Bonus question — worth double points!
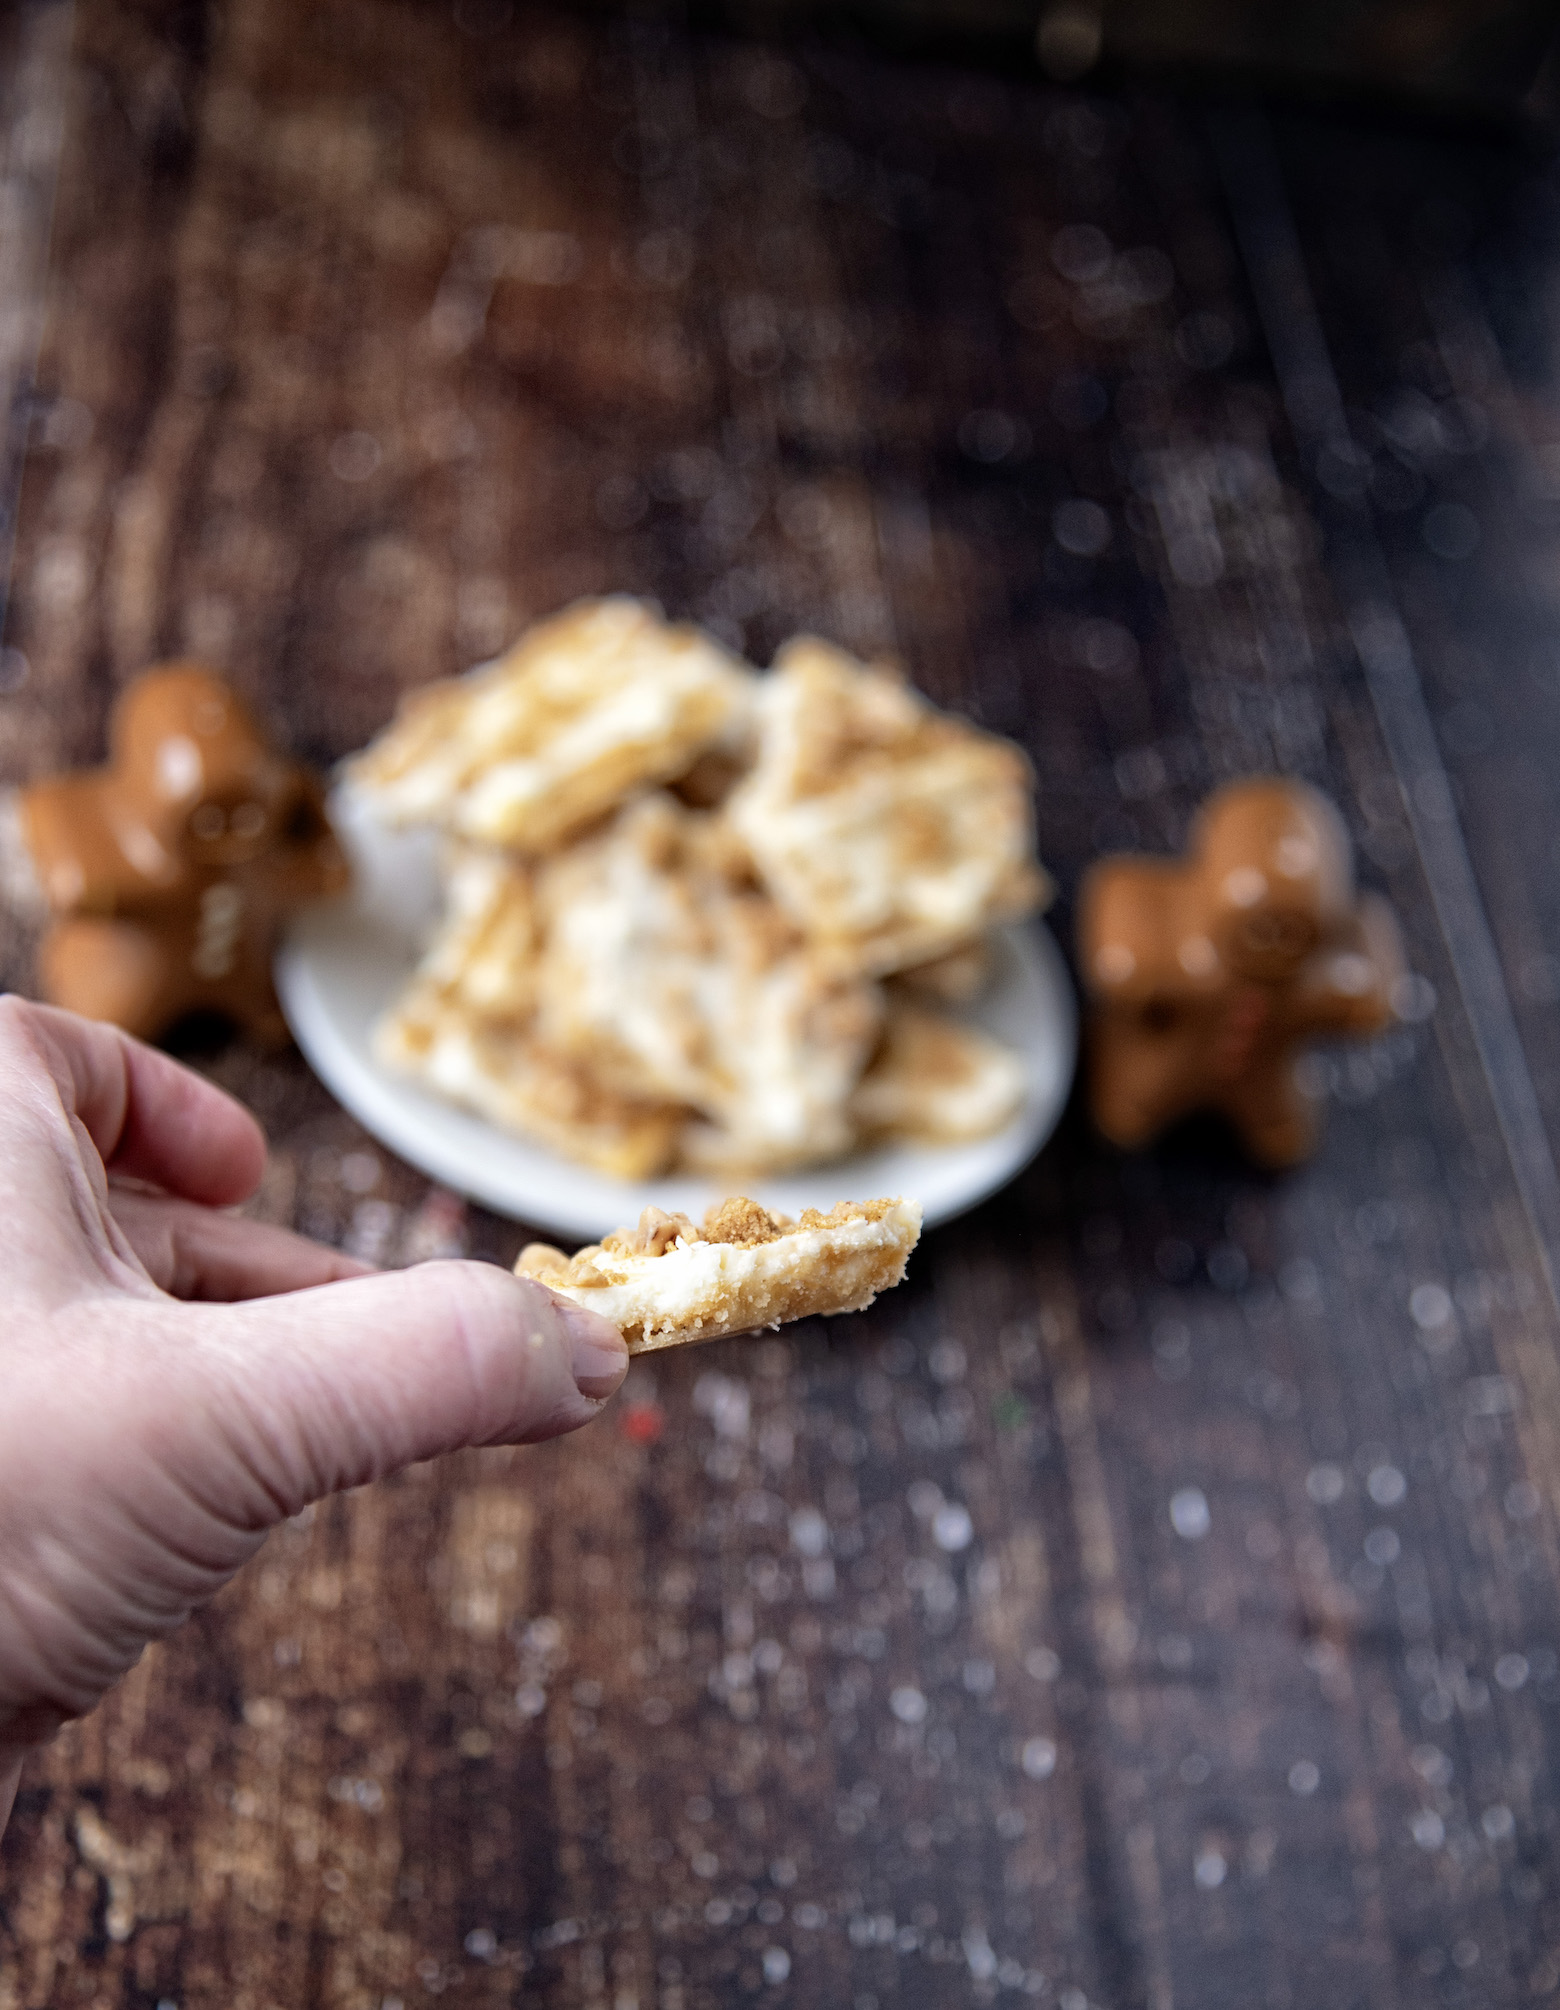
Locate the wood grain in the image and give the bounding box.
[4,4,1560,2005]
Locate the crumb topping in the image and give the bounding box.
[604,1205,699,1257]
[515,1195,907,1291]
[798,1198,896,1229]
[597,1197,797,1255]
[701,1196,792,1246]
[517,1241,569,1279]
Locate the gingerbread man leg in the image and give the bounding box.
[39,919,183,1042]
[224,949,292,1048]
[1224,1056,1321,1169]
[1089,1008,1211,1150]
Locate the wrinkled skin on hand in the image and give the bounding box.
[0,997,628,1839]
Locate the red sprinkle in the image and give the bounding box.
[620,1403,665,1445]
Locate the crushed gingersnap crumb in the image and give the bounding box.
[607,1206,700,1257]
[516,1241,570,1279]
[700,1196,792,1247]
[798,1198,896,1230]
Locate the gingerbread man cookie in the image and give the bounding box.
[1078,778,1403,1165]
[20,664,348,1044]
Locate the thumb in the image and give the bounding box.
[189,1260,628,1521]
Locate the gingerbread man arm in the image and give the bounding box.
[1078,858,1222,1006]
[1292,893,1403,1038]
[262,780,351,905]
[20,776,183,918]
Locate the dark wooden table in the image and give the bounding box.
[5,3,1560,2004]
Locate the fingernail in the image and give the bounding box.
[559,1303,629,1400]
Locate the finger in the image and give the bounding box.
[107,1190,372,1301]
[187,1263,629,1518]
[0,997,265,1205]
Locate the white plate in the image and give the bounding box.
[274,792,1077,1242]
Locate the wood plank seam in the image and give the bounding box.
[0,0,72,651]
[1213,106,1560,1339]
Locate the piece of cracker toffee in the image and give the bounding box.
[370,843,685,1178]
[375,987,682,1180]
[404,848,542,1021]
[727,638,1050,977]
[518,1196,922,1351]
[851,1000,1028,1144]
[536,794,881,1171]
[348,596,755,851]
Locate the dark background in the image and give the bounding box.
[3,1,1560,2004]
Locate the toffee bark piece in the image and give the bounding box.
[727,638,1049,977]
[518,1195,922,1351]
[374,980,683,1180]
[890,936,995,1005]
[1078,777,1403,1166]
[20,664,347,1044]
[403,848,542,1023]
[347,596,756,851]
[370,843,686,1177]
[851,1000,1027,1143]
[535,792,881,1171]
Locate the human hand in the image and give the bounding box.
[0,997,628,1839]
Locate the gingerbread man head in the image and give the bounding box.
[109,666,319,879]
[1197,779,1354,984]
